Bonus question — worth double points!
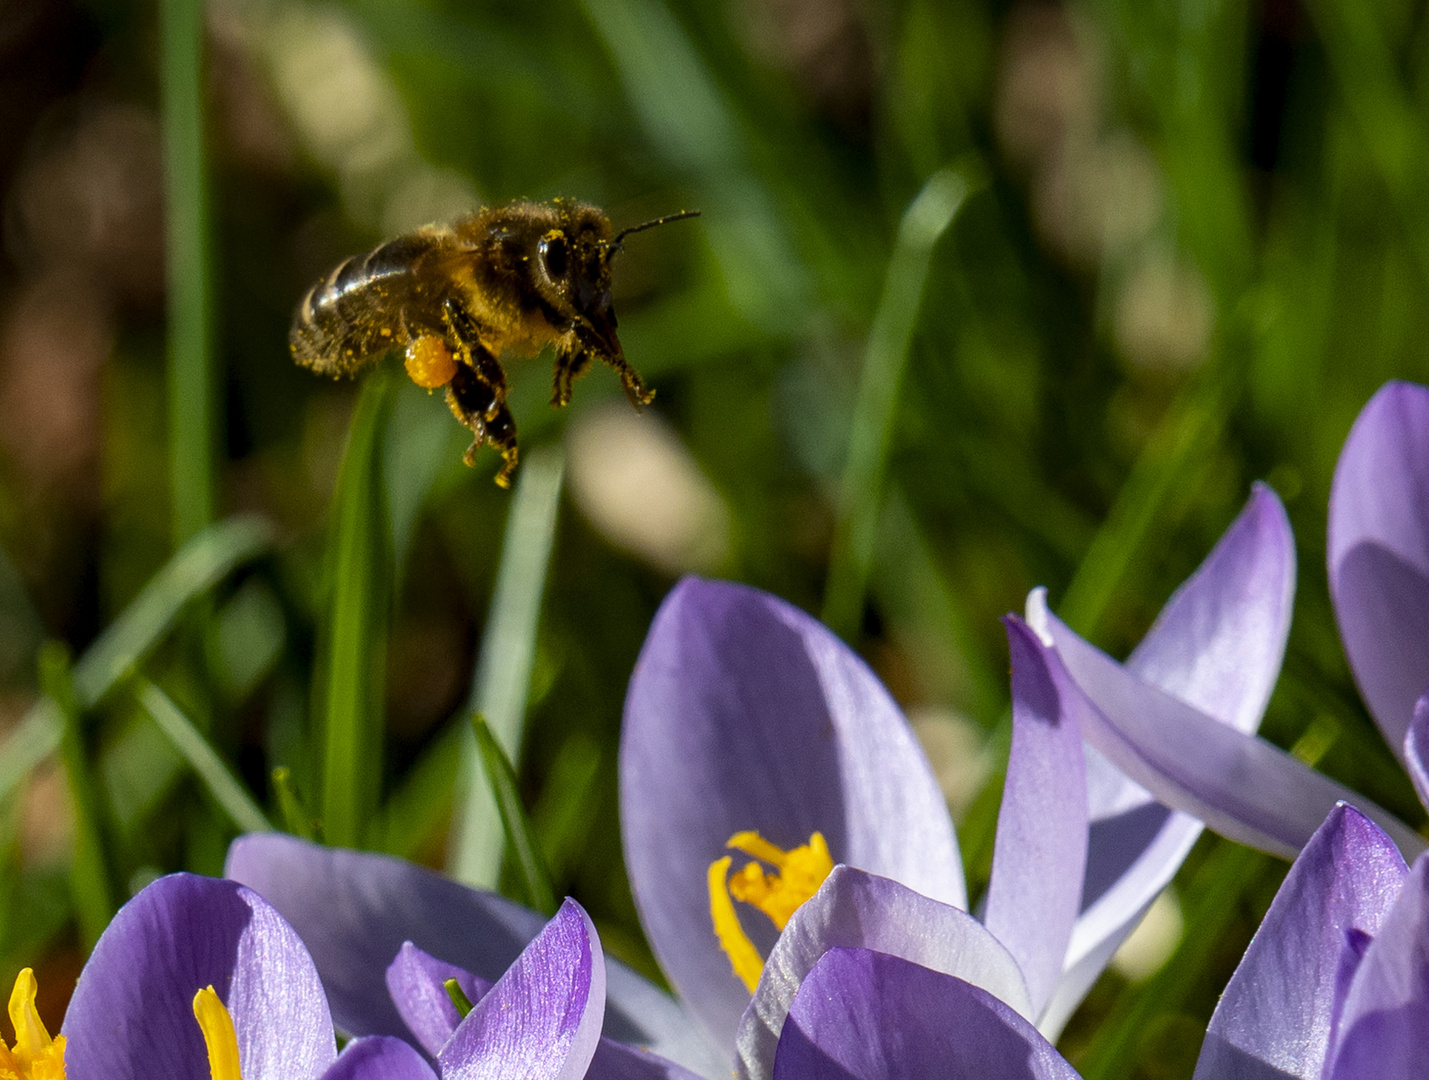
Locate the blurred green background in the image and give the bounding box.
[1,0,1427,1073]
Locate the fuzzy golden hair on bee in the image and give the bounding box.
[289,200,700,487]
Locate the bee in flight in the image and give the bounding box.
[290,200,700,486]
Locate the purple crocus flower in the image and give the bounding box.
[1329,380,1429,797]
[1193,802,1429,1080]
[54,872,415,1080]
[1018,393,1427,865]
[53,871,610,1080]
[225,835,722,1080]
[770,947,1083,1080]
[616,529,1294,1076]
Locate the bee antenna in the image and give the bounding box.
[611,209,702,247]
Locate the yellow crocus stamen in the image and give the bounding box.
[2,968,66,1080]
[708,856,766,993]
[193,987,246,1080]
[725,831,833,930]
[707,831,835,993]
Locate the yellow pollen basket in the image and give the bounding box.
[707,831,833,993]
[193,987,246,1080]
[0,968,66,1080]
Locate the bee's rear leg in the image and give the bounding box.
[447,359,520,485]
[483,405,519,488]
[551,344,593,407]
[443,299,509,403]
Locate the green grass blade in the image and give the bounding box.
[449,445,563,886]
[1056,352,1239,639]
[470,713,556,916]
[319,373,394,848]
[822,165,975,638]
[40,642,115,950]
[0,516,270,807]
[371,717,462,858]
[72,516,274,709]
[0,703,63,808]
[271,767,317,841]
[161,0,213,545]
[135,678,271,834]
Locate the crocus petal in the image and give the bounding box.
[1039,489,1299,1034]
[62,873,335,1080]
[621,578,964,1047]
[437,899,604,1080]
[1405,695,1429,813]
[1329,381,1429,760]
[1192,805,1407,1080]
[324,1037,438,1080]
[586,1039,712,1080]
[1040,800,1201,1040]
[984,617,1088,1020]
[1027,596,1425,860]
[735,866,1030,1080]
[772,948,1080,1080]
[386,942,493,1056]
[388,941,704,1080]
[1127,483,1295,733]
[224,834,721,1079]
[1326,850,1429,1080]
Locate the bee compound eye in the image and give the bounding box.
[539,232,569,280]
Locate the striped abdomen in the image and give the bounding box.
[289,228,461,378]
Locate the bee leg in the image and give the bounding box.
[600,353,656,409]
[447,359,520,485]
[484,404,519,488]
[442,299,509,403]
[550,344,593,407]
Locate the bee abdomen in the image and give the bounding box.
[289,231,453,378]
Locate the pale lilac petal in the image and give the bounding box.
[1030,491,1294,1032]
[586,1040,711,1080]
[62,873,335,1080]
[1041,805,1201,1039]
[1326,851,1429,1080]
[1405,695,1429,813]
[984,618,1088,1020]
[772,948,1080,1080]
[224,835,718,1076]
[323,1037,438,1080]
[621,578,964,1047]
[437,900,604,1080]
[1329,381,1429,758]
[1193,805,1407,1080]
[1128,483,1295,731]
[386,942,493,1056]
[1028,598,1425,860]
[735,866,1029,1080]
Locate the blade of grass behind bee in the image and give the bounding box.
[448,445,564,886]
[470,713,556,916]
[0,517,272,808]
[271,767,316,841]
[72,516,274,709]
[135,678,271,834]
[319,373,394,848]
[40,642,115,951]
[1055,344,1240,640]
[161,0,214,545]
[822,165,975,639]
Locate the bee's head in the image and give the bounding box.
[531,204,700,361]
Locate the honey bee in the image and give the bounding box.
[290,200,700,486]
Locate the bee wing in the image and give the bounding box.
[290,227,470,378]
